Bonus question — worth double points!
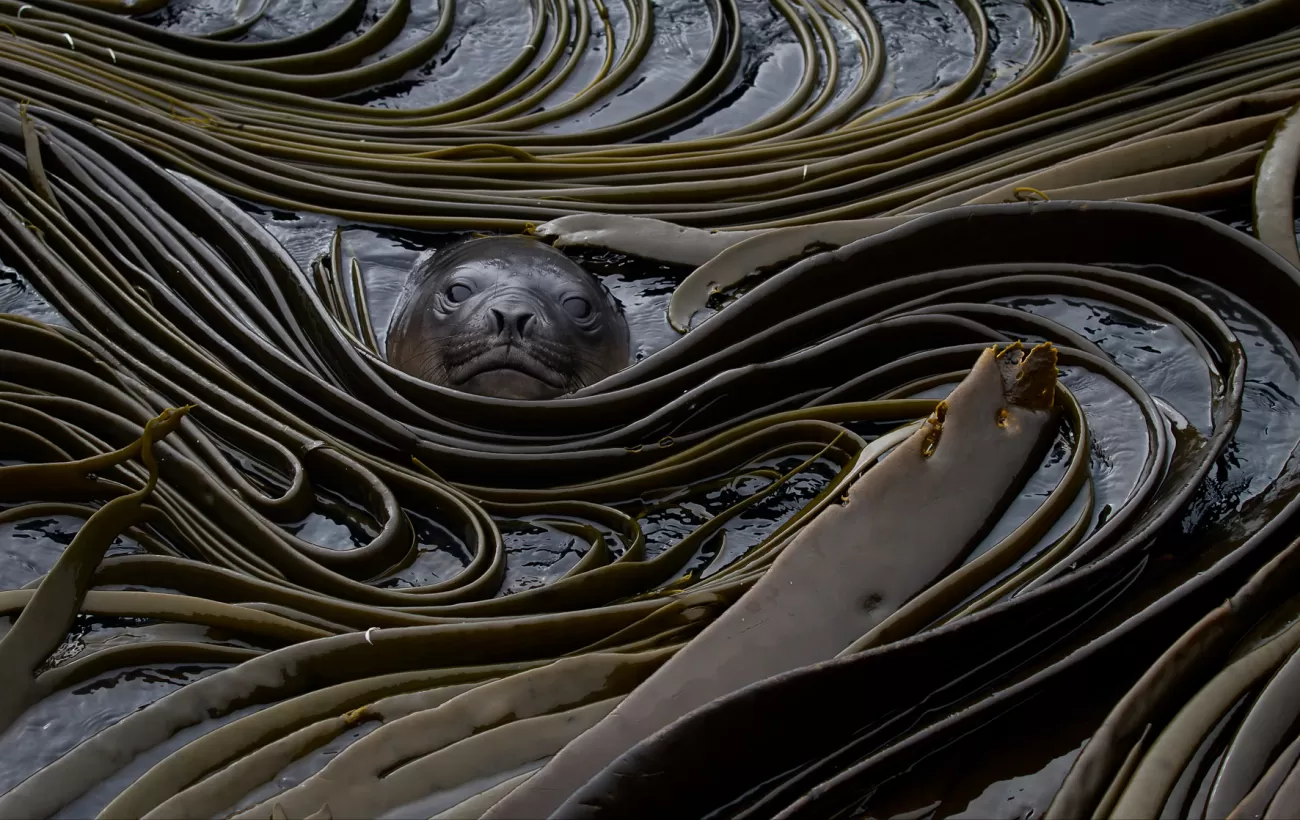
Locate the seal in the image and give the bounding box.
[385,236,630,400]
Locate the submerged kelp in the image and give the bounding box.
[4,0,1300,817]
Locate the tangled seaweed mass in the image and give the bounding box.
[6,0,1300,816]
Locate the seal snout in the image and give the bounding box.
[488,303,537,340]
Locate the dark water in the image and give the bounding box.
[0,666,228,798]
[0,0,1286,815]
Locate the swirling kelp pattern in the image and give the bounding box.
[0,0,1298,227]
[4,0,1300,817]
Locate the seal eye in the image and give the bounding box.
[563,297,592,319]
[446,283,472,303]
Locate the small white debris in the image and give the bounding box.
[802,165,808,180]
[364,627,378,645]
[17,5,31,17]
[63,32,74,50]
[108,48,117,64]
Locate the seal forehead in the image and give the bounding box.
[434,235,572,268]
[442,254,581,284]
[422,238,611,306]
[427,237,594,285]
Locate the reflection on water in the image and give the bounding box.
[861,670,1126,820]
[0,263,65,331]
[343,0,534,108]
[0,517,144,590]
[127,0,1258,132]
[0,666,229,798]
[1068,0,1258,47]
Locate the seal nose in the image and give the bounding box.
[490,306,535,339]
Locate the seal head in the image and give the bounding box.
[386,236,630,400]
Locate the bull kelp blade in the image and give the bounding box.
[0,406,189,732]
[1109,618,1300,817]
[1252,100,1300,269]
[1049,531,1300,818]
[188,649,676,820]
[1205,641,1300,817]
[6,84,1300,816]
[484,343,1059,820]
[533,214,760,267]
[667,216,916,332]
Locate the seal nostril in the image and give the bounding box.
[516,312,534,337]
[489,306,535,337]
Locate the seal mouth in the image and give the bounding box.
[451,343,567,390]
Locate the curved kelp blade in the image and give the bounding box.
[667,216,916,333]
[1049,539,1300,817]
[0,405,191,731]
[1252,100,1300,269]
[537,481,1300,820]
[486,342,1060,818]
[4,102,1300,817]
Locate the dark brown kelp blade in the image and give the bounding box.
[4,84,1300,817]
[529,205,1300,819]
[0,406,190,732]
[4,0,1300,813]
[488,343,1059,819]
[549,483,1300,820]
